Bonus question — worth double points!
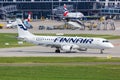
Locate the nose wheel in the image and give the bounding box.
[100,49,104,54]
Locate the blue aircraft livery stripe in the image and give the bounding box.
[18,24,27,30]
[54,37,93,44]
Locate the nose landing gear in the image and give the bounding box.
[100,49,104,54]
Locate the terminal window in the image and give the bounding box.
[90,0,96,1]
[25,0,31,1]
[6,0,13,1]
[34,0,40,1]
[109,0,116,1]
[100,0,106,1]
[71,0,78,1]
[53,0,59,1]
[16,0,23,1]
[81,0,86,1]
[62,0,68,1]
[114,10,118,13]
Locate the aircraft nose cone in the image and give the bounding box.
[108,43,114,48]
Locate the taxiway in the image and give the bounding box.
[0,39,119,57]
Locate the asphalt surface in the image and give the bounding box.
[0,20,120,57]
[0,20,120,35]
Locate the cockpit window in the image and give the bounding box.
[103,40,109,43]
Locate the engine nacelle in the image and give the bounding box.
[78,48,87,51]
[61,45,72,52]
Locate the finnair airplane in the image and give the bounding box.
[16,19,114,53]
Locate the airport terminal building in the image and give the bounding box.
[0,0,120,19]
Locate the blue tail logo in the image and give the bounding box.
[18,24,27,30]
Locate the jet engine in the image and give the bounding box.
[61,45,73,52]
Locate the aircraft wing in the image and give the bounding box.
[43,43,79,52]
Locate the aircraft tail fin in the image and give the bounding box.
[63,4,69,16]
[16,19,34,38]
[27,12,32,22]
[64,4,67,10]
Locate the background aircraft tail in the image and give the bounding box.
[63,4,69,16]
[27,12,32,22]
[16,19,34,38]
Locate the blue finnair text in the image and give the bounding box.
[54,37,93,44]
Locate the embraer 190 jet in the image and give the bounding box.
[16,19,114,53]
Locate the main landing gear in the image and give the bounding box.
[55,48,60,53]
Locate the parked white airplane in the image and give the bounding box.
[63,4,84,18]
[16,19,114,53]
[6,12,32,28]
[6,20,17,28]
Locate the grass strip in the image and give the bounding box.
[0,65,119,80]
[0,57,120,63]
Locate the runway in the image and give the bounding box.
[0,39,119,57]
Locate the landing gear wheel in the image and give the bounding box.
[55,49,60,53]
[100,49,104,54]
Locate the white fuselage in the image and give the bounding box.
[6,20,17,28]
[25,35,114,50]
[66,12,84,18]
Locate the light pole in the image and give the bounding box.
[52,0,54,20]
